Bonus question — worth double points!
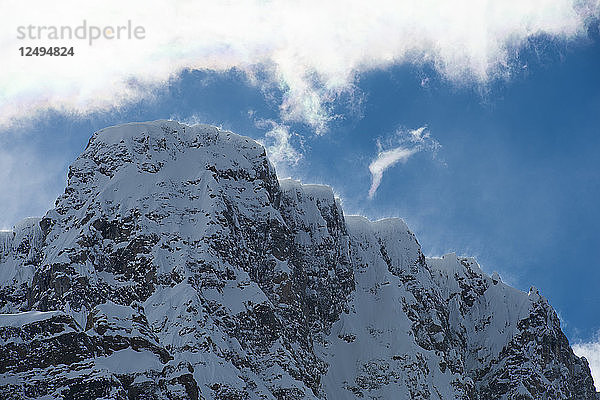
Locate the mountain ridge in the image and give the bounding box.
[0,120,597,399]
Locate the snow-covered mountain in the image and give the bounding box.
[0,120,597,399]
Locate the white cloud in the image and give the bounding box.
[169,113,214,128]
[409,127,429,143]
[368,146,418,198]
[368,126,440,198]
[255,119,302,173]
[573,332,600,391]
[1,0,598,132]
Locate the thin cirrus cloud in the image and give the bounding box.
[368,126,440,198]
[368,147,418,199]
[573,333,600,391]
[1,0,598,133]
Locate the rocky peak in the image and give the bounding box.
[0,120,597,400]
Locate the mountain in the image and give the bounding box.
[0,120,597,400]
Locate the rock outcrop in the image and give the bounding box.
[0,121,596,399]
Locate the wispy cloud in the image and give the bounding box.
[368,126,440,198]
[1,0,598,132]
[368,147,418,199]
[255,119,302,175]
[573,332,600,391]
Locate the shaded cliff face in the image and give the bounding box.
[0,121,596,400]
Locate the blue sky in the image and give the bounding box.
[1,0,599,381]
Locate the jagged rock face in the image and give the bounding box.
[0,120,597,400]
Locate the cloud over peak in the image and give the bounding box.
[573,332,600,391]
[255,119,303,173]
[1,0,598,130]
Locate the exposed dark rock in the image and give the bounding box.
[0,121,596,400]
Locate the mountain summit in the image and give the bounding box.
[0,121,597,399]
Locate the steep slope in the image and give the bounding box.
[0,120,596,400]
